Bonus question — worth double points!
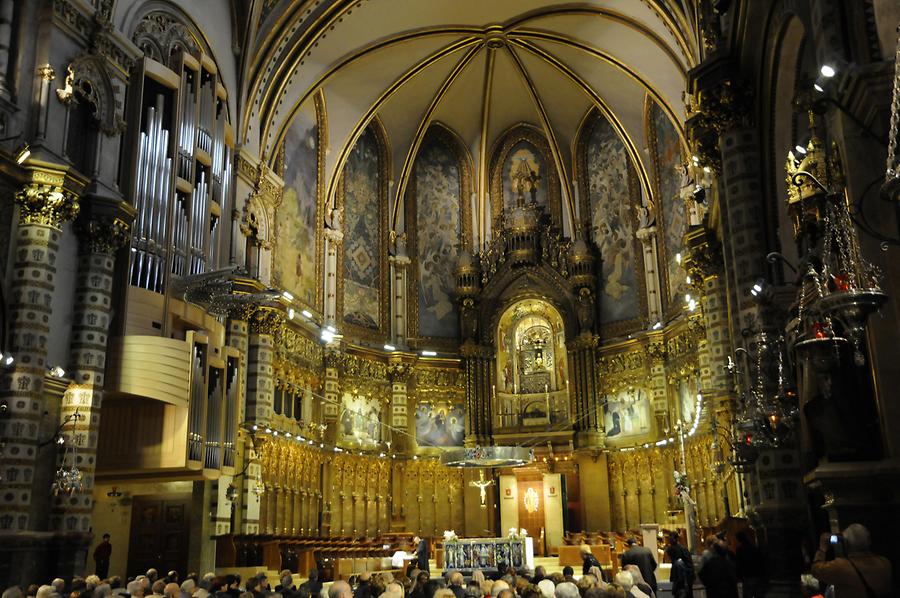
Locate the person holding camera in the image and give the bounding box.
[811,524,892,597]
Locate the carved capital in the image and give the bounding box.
[226,302,259,322]
[682,225,722,282]
[250,308,284,336]
[388,362,413,384]
[38,64,56,81]
[76,216,130,254]
[15,184,79,227]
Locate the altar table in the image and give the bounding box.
[443,537,534,571]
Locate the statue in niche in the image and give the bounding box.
[512,157,541,208]
[329,206,343,232]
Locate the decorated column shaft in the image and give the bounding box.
[0,181,79,533]
[51,216,130,540]
[460,342,493,446]
[246,310,280,424]
[388,361,411,453]
[225,309,253,534]
[568,334,602,447]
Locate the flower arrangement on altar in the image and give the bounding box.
[443,530,459,542]
[507,527,528,539]
[673,470,691,499]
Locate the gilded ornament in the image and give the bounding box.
[76,217,131,254]
[15,184,80,227]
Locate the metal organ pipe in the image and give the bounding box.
[130,93,173,293]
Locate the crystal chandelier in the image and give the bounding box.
[51,410,85,496]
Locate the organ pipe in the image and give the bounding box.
[130,93,173,293]
[188,343,206,462]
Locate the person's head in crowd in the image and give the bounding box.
[166,574,178,586]
[612,572,633,592]
[561,567,573,580]
[328,582,352,598]
[576,575,596,595]
[147,572,159,584]
[385,582,403,598]
[51,580,66,595]
[553,582,579,598]
[151,582,166,596]
[93,584,112,598]
[2,586,24,598]
[86,578,101,592]
[548,573,565,586]
[488,581,508,598]
[126,582,144,598]
[582,589,604,598]
[447,573,463,589]
[514,577,530,595]
[495,591,513,598]
[181,580,196,595]
[799,574,822,598]
[536,580,554,598]
[163,584,180,598]
[36,587,55,598]
[108,578,122,591]
[432,590,454,598]
[532,566,546,582]
[842,523,873,554]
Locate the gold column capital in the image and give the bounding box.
[75,216,131,254]
[14,182,79,227]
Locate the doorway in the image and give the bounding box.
[127,495,191,577]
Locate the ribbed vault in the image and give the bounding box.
[244,0,698,237]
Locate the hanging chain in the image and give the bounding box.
[886,24,900,183]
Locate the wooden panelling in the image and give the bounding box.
[106,335,192,407]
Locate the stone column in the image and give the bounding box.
[247,309,280,424]
[323,227,343,329]
[224,308,255,534]
[460,342,493,446]
[0,182,78,533]
[49,214,130,568]
[322,350,341,444]
[636,224,662,324]
[387,361,411,453]
[389,252,410,347]
[568,334,603,448]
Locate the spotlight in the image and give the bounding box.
[0,353,13,366]
[794,144,807,155]
[421,350,437,357]
[813,82,825,93]
[651,322,662,330]
[14,143,30,165]
[106,486,123,498]
[288,308,295,320]
[326,325,336,333]
[321,329,335,343]
[820,64,836,78]
[48,365,66,378]
[675,252,682,264]
[282,291,294,301]
[384,344,396,351]
[686,276,692,285]
[749,278,774,304]
[301,310,313,318]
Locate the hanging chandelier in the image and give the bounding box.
[883,24,900,201]
[51,410,85,496]
[787,114,886,368]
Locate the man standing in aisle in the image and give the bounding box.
[621,537,658,596]
[94,533,113,579]
[413,536,430,574]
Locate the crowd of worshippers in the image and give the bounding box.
[0,522,892,598]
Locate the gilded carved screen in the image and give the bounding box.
[274,95,322,309]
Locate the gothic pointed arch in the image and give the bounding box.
[337,117,390,340]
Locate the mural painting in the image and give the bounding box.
[414,134,461,338]
[650,101,686,301]
[584,114,640,325]
[342,126,382,330]
[676,376,700,425]
[503,141,546,210]
[415,402,465,447]
[339,392,382,448]
[274,101,318,307]
[603,387,651,440]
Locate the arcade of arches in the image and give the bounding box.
[0,0,899,594]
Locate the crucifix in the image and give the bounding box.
[470,469,494,508]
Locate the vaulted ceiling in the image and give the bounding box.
[243,0,699,229]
